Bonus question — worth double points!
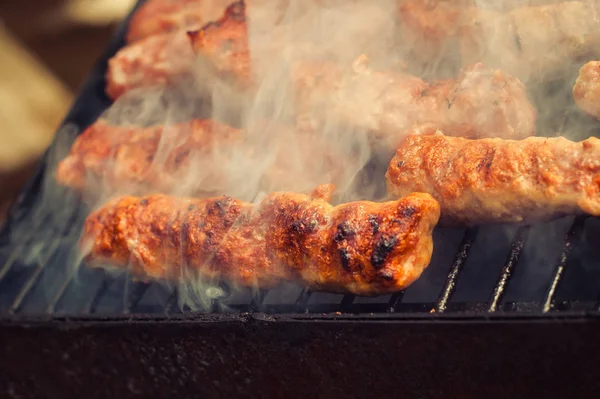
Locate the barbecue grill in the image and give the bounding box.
[1,1,600,398]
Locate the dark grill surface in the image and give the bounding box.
[2,212,600,319]
[0,0,600,321]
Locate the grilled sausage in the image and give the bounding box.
[56,118,356,199]
[398,0,600,82]
[81,187,440,295]
[56,119,242,197]
[293,58,536,151]
[386,127,600,226]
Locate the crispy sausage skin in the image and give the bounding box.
[81,187,440,296]
[386,127,600,226]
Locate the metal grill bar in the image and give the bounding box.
[542,216,588,313]
[46,264,81,314]
[434,228,479,313]
[249,289,268,311]
[8,240,63,314]
[0,245,25,284]
[295,289,312,312]
[124,281,151,314]
[340,295,356,312]
[387,291,405,313]
[164,289,179,315]
[9,265,44,314]
[84,274,115,314]
[487,226,530,312]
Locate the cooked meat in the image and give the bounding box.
[56,119,242,196]
[386,127,600,226]
[293,57,536,151]
[398,0,600,82]
[107,0,248,100]
[56,118,354,198]
[187,3,536,143]
[126,0,233,43]
[106,31,196,100]
[81,186,440,295]
[187,0,253,88]
[112,0,535,147]
[573,60,600,120]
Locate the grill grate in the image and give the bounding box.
[0,0,599,320]
[434,228,478,313]
[487,226,530,312]
[542,216,588,312]
[0,214,597,317]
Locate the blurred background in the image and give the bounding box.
[0,0,136,223]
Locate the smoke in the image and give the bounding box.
[5,0,600,314]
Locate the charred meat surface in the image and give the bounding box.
[386,128,600,226]
[81,188,440,296]
[126,0,233,43]
[573,60,600,121]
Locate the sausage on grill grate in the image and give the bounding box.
[107,0,537,143]
[81,186,440,296]
[386,127,600,226]
[398,0,600,82]
[55,118,354,199]
[55,119,242,197]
